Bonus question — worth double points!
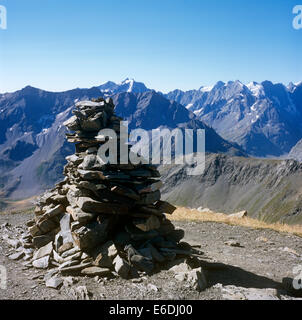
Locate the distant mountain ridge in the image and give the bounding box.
[165,80,302,157]
[0,84,243,200]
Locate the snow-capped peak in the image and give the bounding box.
[247,82,265,97]
[199,85,214,93]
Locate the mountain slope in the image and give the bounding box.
[160,153,302,224]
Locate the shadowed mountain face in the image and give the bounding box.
[165,81,302,157]
[0,86,103,199]
[0,87,243,200]
[160,153,302,224]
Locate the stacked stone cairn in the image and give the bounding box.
[26,97,194,280]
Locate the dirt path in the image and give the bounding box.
[0,212,301,300]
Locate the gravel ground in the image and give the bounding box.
[0,212,301,300]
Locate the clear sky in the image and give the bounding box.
[0,0,301,93]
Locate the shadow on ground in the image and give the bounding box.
[200,260,282,290]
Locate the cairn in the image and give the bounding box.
[26,97,189,279]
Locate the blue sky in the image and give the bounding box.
[0,0,301,93]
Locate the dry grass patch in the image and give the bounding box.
[169,207,302,238]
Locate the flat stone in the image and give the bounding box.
[113,255,130,279]
[137,191,161,205]
[76,197,129,215]
[58,242,74,254]
[169,261,191,273]
[53,250,64,264]
[130,255,154,274]
[66,206,97,224]
[28,224,42,237]
[155,201,177,214]
[81,267,111,277]
[72,220,111,250]
[33,242,53,260]
[8,252,25,261]
[58,260,79,270]
[125,224,159,241]
[59,262,92,273]
[63,252,82,262]
[32,255,50,269]
[78,155,105,170]
[45,277,63,289]
[77,169,106,181]
[110,186,140,201]
[133,216,160,232]
[59,214,74,245]
[33,235,54,249]
[148,244,165,263]
[94,253,113,268]
[61,247,81,259]
[64,116,80,131]
[37,218,58,234]
[45,204,64,218]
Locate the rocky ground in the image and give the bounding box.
[0,212,302,300]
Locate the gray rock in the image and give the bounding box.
[8,252,25,261]
[228,210,248,218]
[6,238,21,248]
[45,204,64,218]
[33,242,53,260]
[58,242,74,254]
[58,260,79,270]
[45,277,63,289]
[148,244,165,263]
[147,284,158,292]
[169,261,191,273]
[174,267,207,292]
[59,261,92,273]
[78,155,100,170]
[81,267,112,277]
[66,206,97,224]
[130,255,154,274]
[113,255,130,279]
[94,253,113,269]
[224,240,242,247]
[61,247,81,259]
[32,255,50,269]
[33,235,54,249]
[63,252,82,262]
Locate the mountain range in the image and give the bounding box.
[166,80,302,157]
[0,78,301,206]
